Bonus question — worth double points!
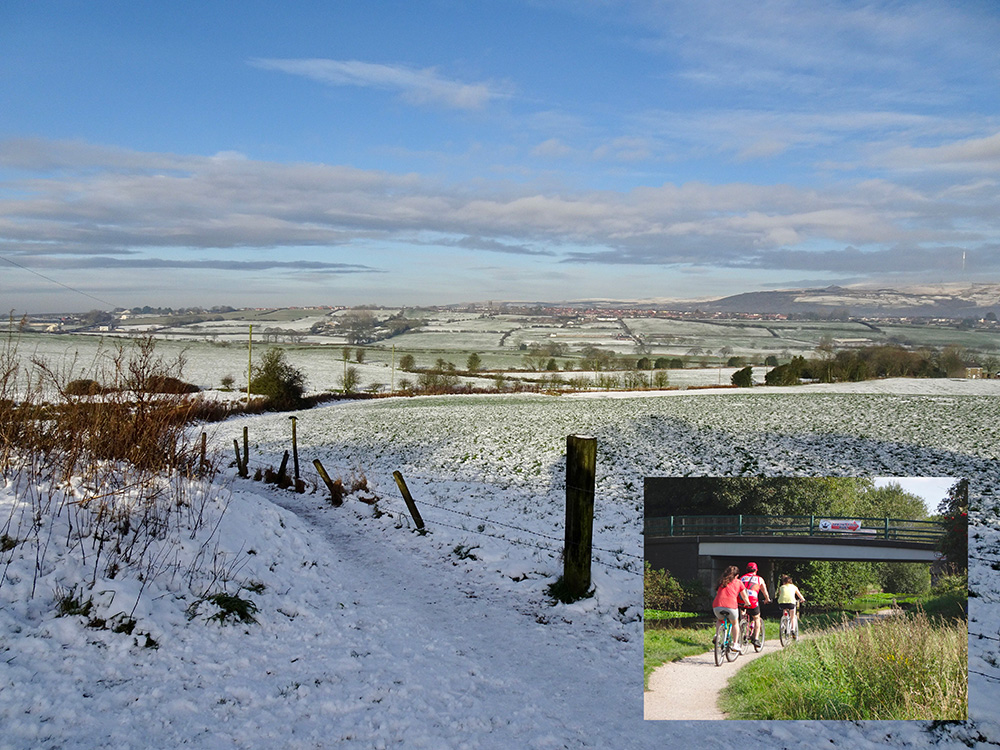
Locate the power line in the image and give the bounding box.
[1,254,117,309]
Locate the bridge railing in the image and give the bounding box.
[643,515,944,544]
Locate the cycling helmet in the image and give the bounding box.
[747,562,758,572]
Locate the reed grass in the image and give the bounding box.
[720,610,967,720]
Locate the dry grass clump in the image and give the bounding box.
[0,334,235,611]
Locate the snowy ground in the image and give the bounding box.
[1,379,997,748]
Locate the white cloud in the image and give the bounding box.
[532,138,573,158]
[249,58,507,110]
[880,132,1000,172]
[1,138,998,279]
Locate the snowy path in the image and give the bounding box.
[252,487,642,748]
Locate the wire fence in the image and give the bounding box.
[237,443,995,687]
[377,491,643,574]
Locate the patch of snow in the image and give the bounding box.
[1,384,996,747]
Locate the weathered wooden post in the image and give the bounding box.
[242,426,249,475]
[312,459,342,506]
[392,471,425,530]
[276,450,290,488]
[563,434,596,599]
[233,439,247,477]
[288,416,300,482]
[199,431,207,476]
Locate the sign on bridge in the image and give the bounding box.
[818,519,875,535]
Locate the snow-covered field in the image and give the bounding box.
[1,378,997,748]
[11,331,775,395]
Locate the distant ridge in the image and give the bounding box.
[489,283,1000,318]
[689,283,1000,317]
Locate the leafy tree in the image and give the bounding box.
[856,482,926,519]
[647,477,872,517]
[726,356,746,368]
[636,357,652,370]
[653,357,671,369]
[466,352,482,372]
[731,365,753,388]
[399,354,416,371]
[785,560,877,608]
[355,348,365,364]
[764,356,806,385]
[644,562,685,612]
[249,348,306,410]
[937,478,968,571]
[764,355,779,367]
[876,562,931,595]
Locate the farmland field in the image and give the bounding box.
[56,307,1000,367]
[3,331,998,746]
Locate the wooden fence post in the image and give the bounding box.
[242,426,249,473]
[289,416,300,481]
[233,439,247,477]
[392,471,425,530]
[563,434,596,599]
[313,459,342,506]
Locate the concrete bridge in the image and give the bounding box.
[644,515,944,599]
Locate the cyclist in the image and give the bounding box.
[777,574,806,638]
[739,562,770,647]
[712,565,751,651]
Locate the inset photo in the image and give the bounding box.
[642,476,968,721]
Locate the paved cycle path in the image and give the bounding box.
[643,638,786,720]
[644,610,903,720]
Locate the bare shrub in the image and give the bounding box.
[0,335,239,625]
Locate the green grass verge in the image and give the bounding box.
[719,610,967,720]
[643,618,777,690]
[643,626,714,690]
[643,609,699,621]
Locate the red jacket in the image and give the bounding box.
[712,578,746,609]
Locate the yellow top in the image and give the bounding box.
[777,583,801,604]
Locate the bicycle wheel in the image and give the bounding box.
[714,620,724,666]
[779,614,789,647]
[753,617,764,652]
[738,612,750,655]
[726,621,740,662]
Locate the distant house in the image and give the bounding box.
[965,365,984,379]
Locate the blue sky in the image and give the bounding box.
[872,476,956,515]
[2,1,999,311]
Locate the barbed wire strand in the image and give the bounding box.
[406,495,644,561]
[379,503,639,573]
[970,669,1000,683]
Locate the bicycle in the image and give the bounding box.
[779,602,802,647]
[739,606,765,653]
[714,616,741,666]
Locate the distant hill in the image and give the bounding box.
[681,284,1000,318]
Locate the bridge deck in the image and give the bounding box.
[644,514,943,545]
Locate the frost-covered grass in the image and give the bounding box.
[1,378,999,747]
